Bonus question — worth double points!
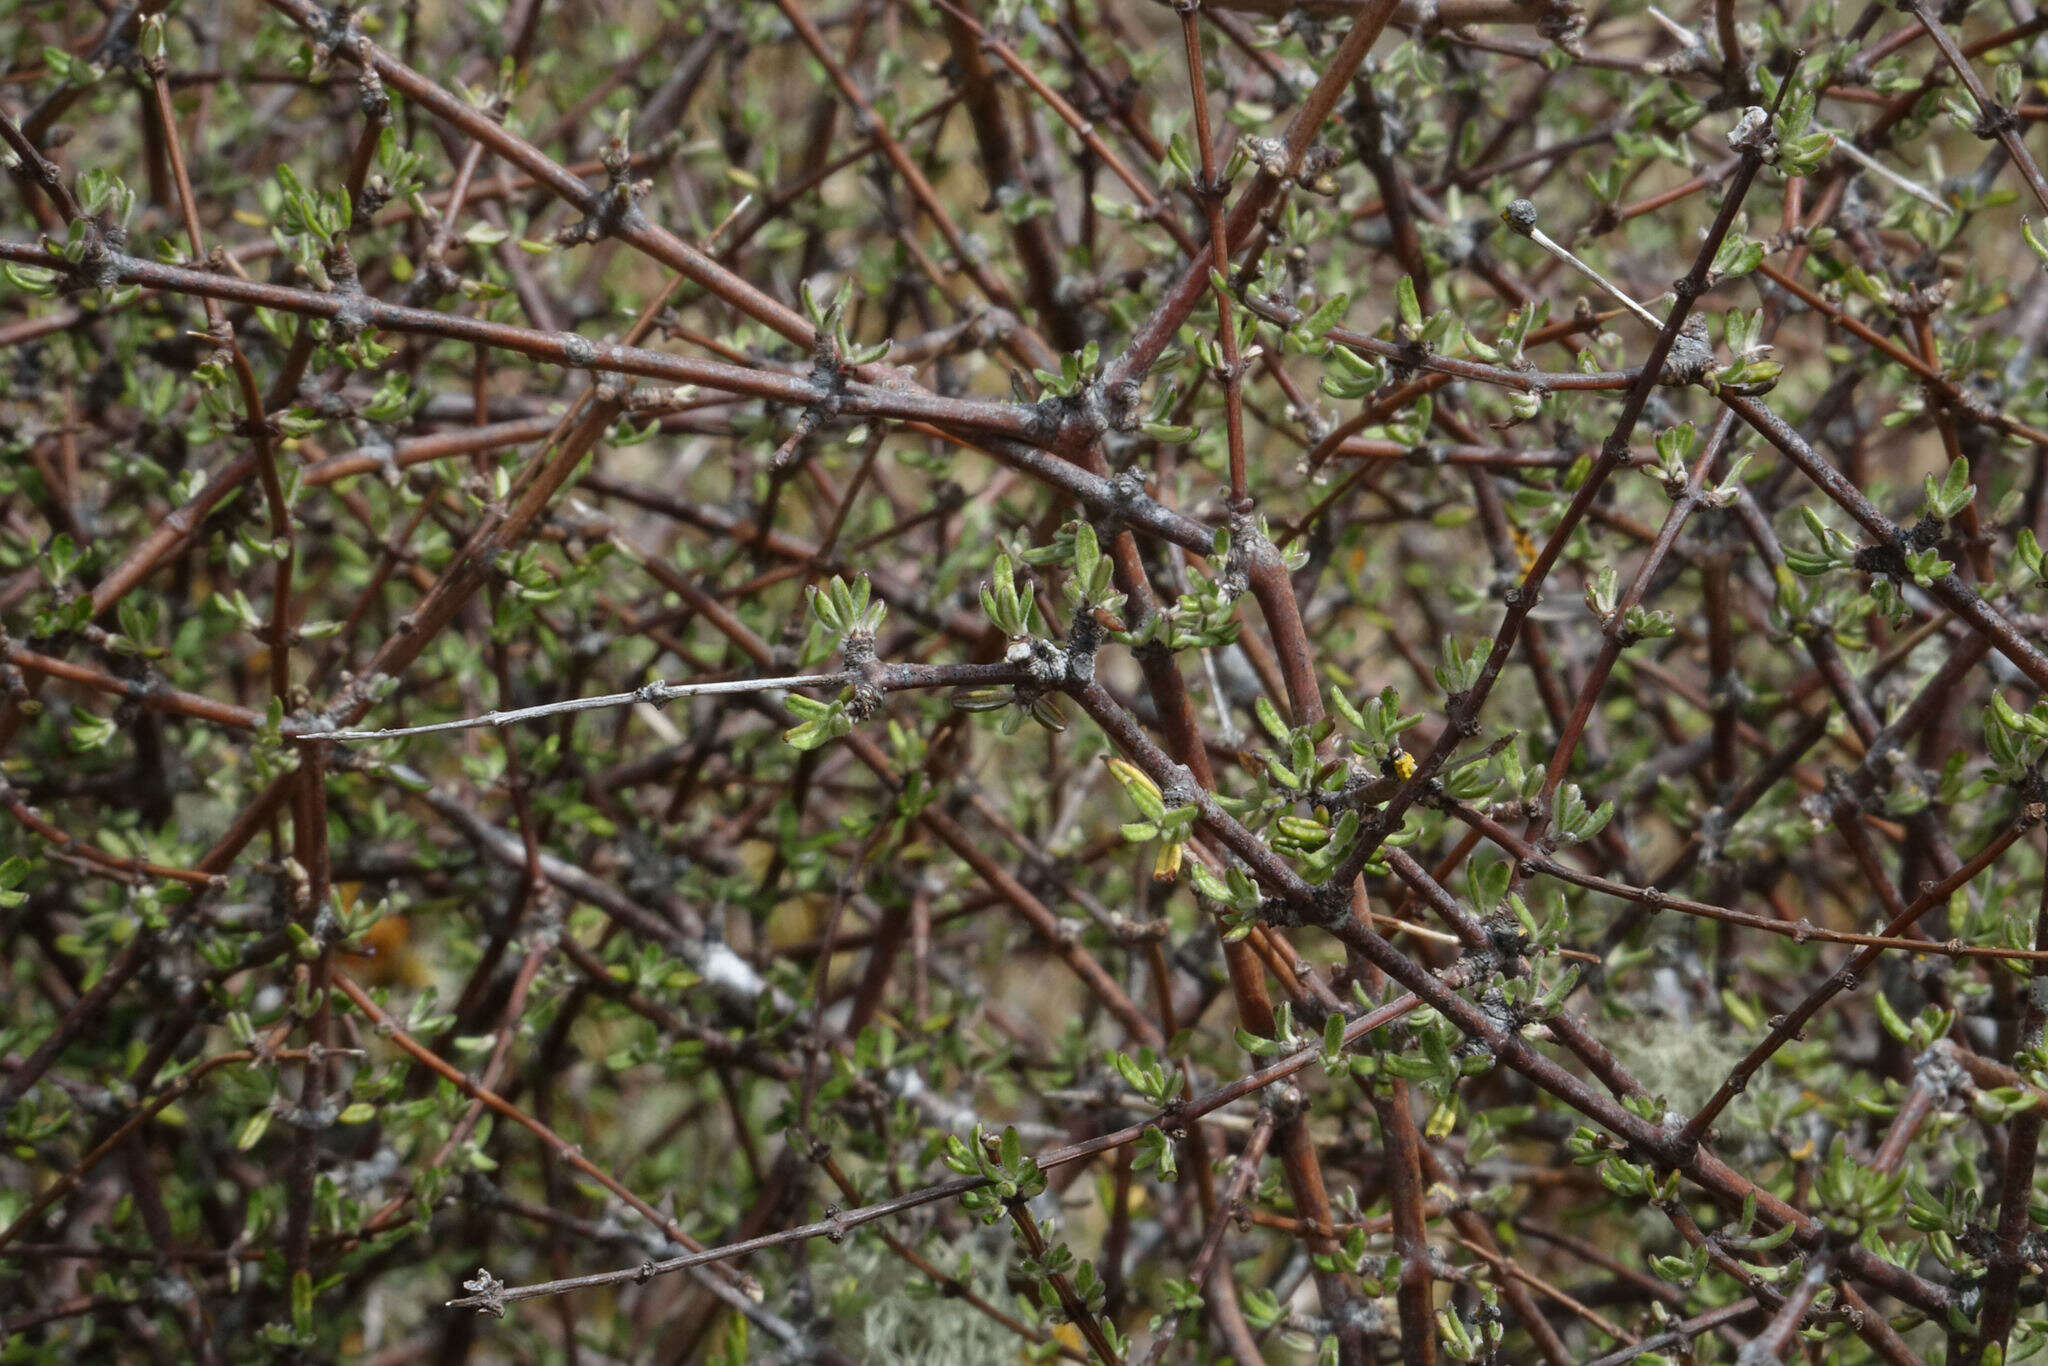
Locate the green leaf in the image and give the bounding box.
[1395,275,1423,332]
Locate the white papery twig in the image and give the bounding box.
[325,673,843,741]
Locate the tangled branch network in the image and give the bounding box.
[9,0,2048,1360]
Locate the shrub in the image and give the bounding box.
[5,0,2048,1361]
